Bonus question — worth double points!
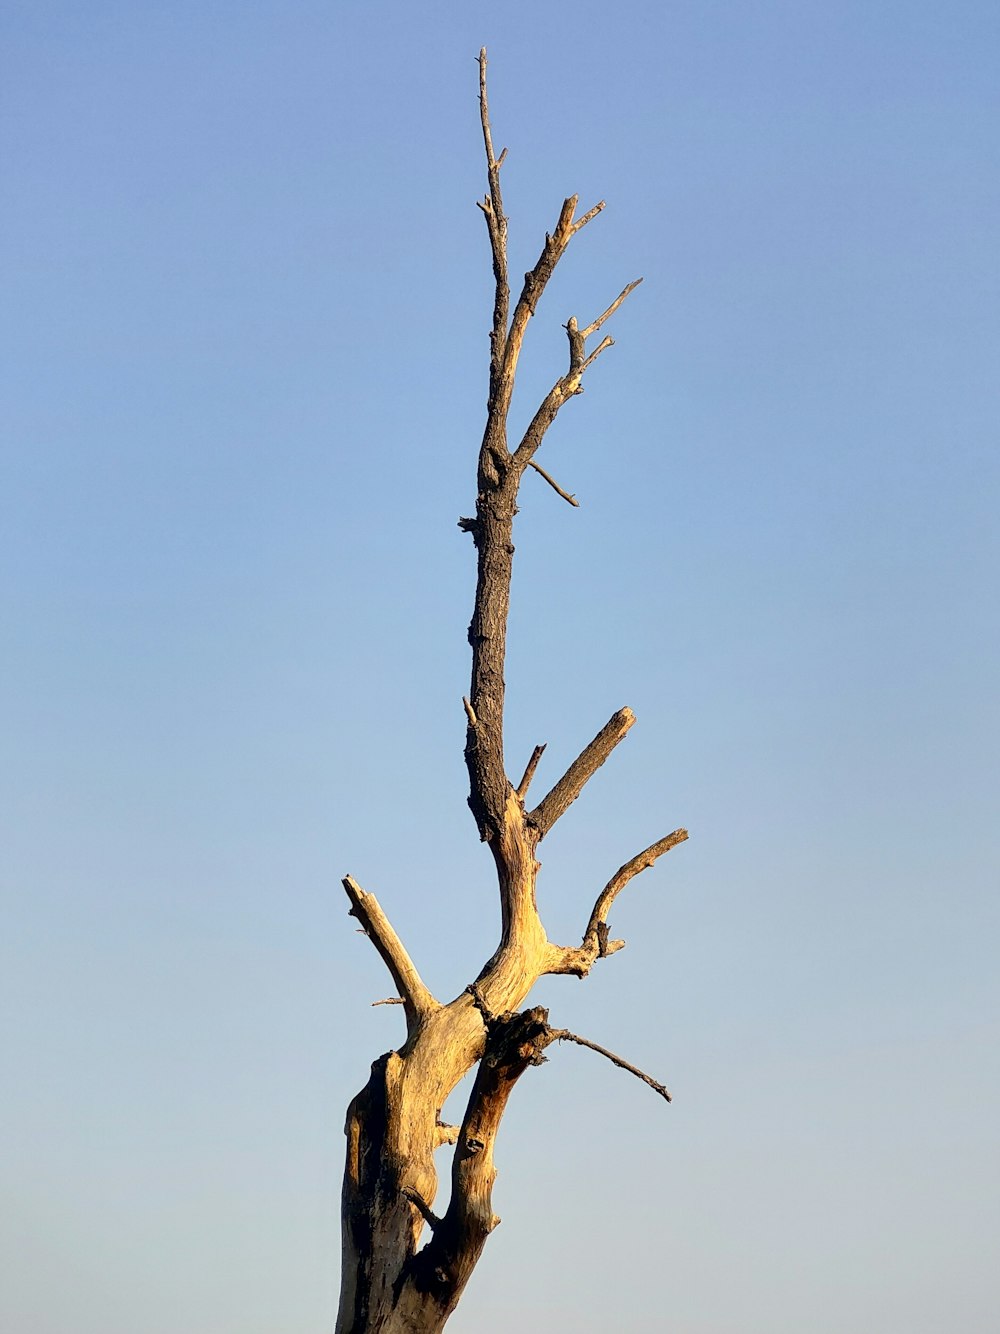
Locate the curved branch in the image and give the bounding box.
[544,828,689,976]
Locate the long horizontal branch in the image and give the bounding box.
[544,828,689,977]
[342,875,438,1030]
[528,707,636,839]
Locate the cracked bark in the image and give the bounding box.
[335,49,687,1334]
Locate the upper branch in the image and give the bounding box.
[490,194,605,429]
[528,707,636,839]
[342,876,438,1030]
[477,48,509,392]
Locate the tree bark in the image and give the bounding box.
[335,50,686,1333]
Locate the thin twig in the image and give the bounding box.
[548,1028,672,1102]
[581,278,643,338]
[527,458,580,507]
[371,997,405,1007]
[580,335,614,373]
[478,48,501,175]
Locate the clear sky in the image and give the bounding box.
[2,2,997,1331]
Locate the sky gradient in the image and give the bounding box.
[2,3,998,1331]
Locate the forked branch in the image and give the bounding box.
[511,280,643,474]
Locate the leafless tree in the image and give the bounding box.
[336,50,687,1333]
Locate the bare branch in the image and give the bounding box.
[371,997,405,1007]
[342,876,438,1028]
[462,696,478,727]
[478,48,509,387]
[527,458,580,506]
[548,1028,672,1102]
[581,277,643,338]
[514,743,547,800]
[528,707,636,839]
[580,334,614,372]
[545,828,689,977]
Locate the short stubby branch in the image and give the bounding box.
[343,875,439,1031]
[514,742,547,800]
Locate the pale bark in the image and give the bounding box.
[335,49,687,1334]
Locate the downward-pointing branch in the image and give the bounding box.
[548,1028,672,1102]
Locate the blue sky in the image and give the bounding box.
[2,2,998,1330]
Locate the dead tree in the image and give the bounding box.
[336,50,687,1334]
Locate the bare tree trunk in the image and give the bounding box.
[334,50,686,1334]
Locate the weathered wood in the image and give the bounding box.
[334,48,685,1333]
